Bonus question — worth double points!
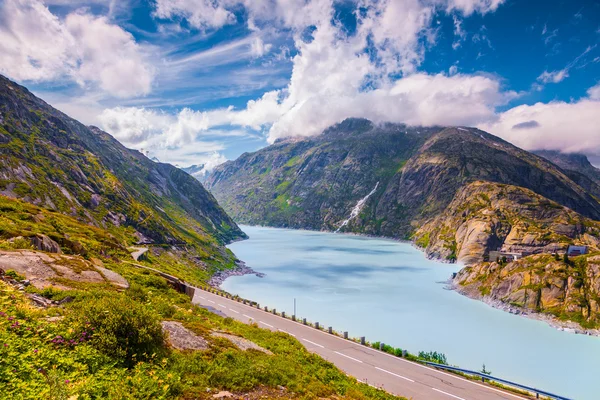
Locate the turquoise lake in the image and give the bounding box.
[223,225,598,400]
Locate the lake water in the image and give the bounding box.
[224,225,598,400]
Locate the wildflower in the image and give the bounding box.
[65,380,70,384]
[34,349,38,353]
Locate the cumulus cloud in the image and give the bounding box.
[97,0,517,147]
[0,0,154,98]
[479,88,600,156]
[588,83,600,100]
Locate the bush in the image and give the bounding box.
[67,294,166,367]
[418,351,448,365]
[4,269,25,281]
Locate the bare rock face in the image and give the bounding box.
[454,254,600,329]
[414,181,600,264]
[0,250,128,290]
[211,331,272,355]
[29,234,62,254]
[161,321,208,351]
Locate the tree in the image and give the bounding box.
[480,364,492,375]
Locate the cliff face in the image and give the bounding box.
[454,254,600,329]
[534,150,600,200]
[206,119,600,264]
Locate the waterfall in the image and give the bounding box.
[335,182,379,233]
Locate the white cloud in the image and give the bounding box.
[250,37,272,57]
[154,0,235,30]
[479,89,600,156]
[445,0,505,15]
[588,83,600,100]
[452,16,466,49]
[537,69,569,84]
[0,0,154,98]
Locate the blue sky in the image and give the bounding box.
[1,0,599,169]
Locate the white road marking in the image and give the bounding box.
[198,296,206,300]
[278,329,296,337]
[334,351,363,363]
[259,321,274,328]
[302,338,325,348]
[218,304,227,308]
[194,287,526,400]
[431,388,466,400]
[375,367,415,383]
[207,300,215,304]
[229,309,240,313]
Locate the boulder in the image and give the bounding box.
[30,234,62,254]
[161,321,208,351]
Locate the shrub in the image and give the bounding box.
[4,269,25,282]
[418,351,448,365]
[67,294,166,367]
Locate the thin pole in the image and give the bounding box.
[294,298,296,316]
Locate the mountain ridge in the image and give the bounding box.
[0,74,246,282]
[205,118,600,263]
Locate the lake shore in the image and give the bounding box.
[208,260,265,287]
[448,280,600,337]
[231,224,597,336]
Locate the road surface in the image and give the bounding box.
[192,288,528,400]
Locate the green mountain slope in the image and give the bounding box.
[205,119,600,264]
[0,75,245,256]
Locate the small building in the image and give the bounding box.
[488,251,523,263]
[567,245,588,257]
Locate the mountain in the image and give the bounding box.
[534,150,600,200]
[181,164,206,180]
[206,118,600,264]
[0,74,245,278]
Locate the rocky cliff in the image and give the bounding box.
[454,253,600,329]
[205,119,600,264]
[0,74,245,278]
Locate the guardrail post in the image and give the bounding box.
[303,318,307,325]
[315,322,320,329]
[402,350,407,357]
[344,331,348,339]
[328,326,332,334]
[379,342,384,351]
[282,312,285,318]
[272,308,276,315]
[292,315,296,321]
[360,336,365,345]
[256,303,260,309]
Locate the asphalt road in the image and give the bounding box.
[192,288,528,400]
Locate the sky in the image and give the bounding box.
[0,0,599,170]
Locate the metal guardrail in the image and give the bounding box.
[421,361,573,400]
[190,285,573,400]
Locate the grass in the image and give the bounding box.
[0,262,406,400]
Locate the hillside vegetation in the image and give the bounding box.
[0,75,409,399]
[0,267,401,400]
